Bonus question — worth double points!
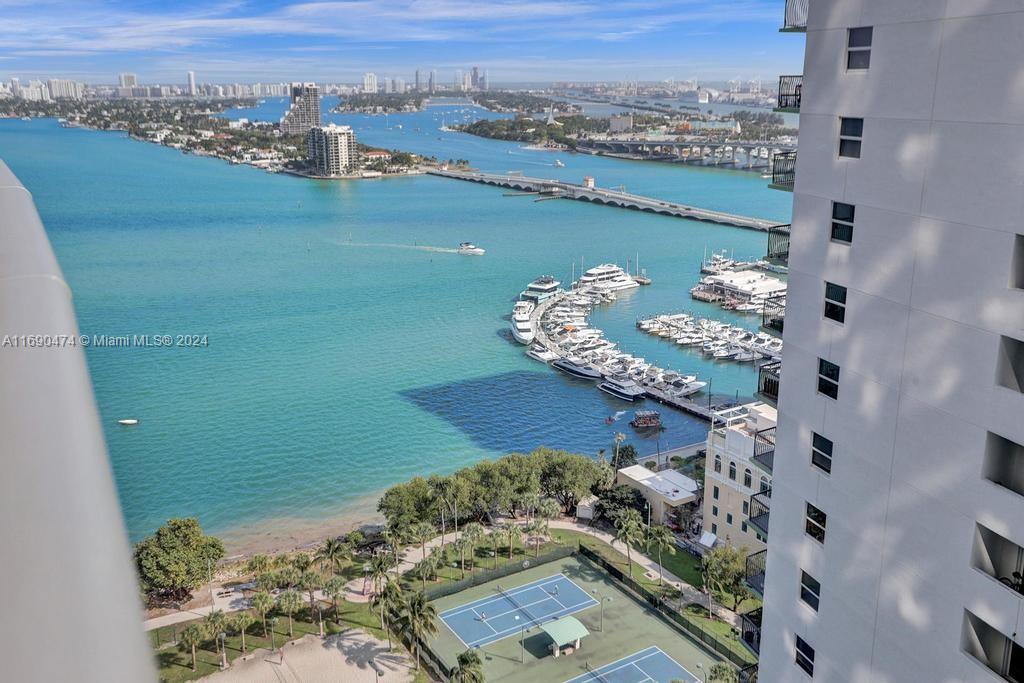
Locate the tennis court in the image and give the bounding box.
[565,647,698,683]
[438,573,599,648]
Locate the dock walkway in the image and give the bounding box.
[427,168,778,232]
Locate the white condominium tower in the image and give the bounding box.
[118,72,137,88]
[752,2,1024,682]
[306,124,357,177]
[187,71,196,96]
[362,72,378,94]
[279,82,321,136]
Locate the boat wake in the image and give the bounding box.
[333,241,461,254]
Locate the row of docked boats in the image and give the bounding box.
[637,313,783,362]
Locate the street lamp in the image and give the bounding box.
[317,604,324,638]
[696,662,706,683]
[218,632,227,670]
[270,617,279,652]
[369,657,380,683]
[515,615,525,663]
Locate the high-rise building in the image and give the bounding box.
[279,82,321,136]
[46,79,81,100]
[414,70,421,92]
[9,78,20,98]
[428,70,436,94]
[393,78,405,94]
[470,66,480,89]
[362,72,378,94]
[187,71,197,96]
[753,2,1024,683]
[306,124,357,176]
[480,70,488,91]
[118,73,137,88]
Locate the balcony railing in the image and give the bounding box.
[767,223,791,265]
[777,75,803,111]
[740,607,763,655]
[758,361,781,405]
[749,487,772,536]
[753,426,776,474]
[739,664,759,683]
[762,295,786,336]
[770,151,796,191]
[783,0,809,31]
[745,549,767,596]
[0,160,155,680]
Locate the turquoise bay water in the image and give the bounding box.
[0,106,790,543]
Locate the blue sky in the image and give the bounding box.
[1,0,805,84]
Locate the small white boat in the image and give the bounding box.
[554,159,565,168]
[118,419,139,426]
[458,242,485,255]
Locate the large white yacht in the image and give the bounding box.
[576,264,640,292]
[598,375,647,402]
[520,275,561,303]
[510,301,535,344]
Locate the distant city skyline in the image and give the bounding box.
[2,0,804,84]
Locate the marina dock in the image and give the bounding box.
[428,168,778,232]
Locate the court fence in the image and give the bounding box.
[423,545,576,601]
[576,545,758,670]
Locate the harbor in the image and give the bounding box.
[511,265,751,423]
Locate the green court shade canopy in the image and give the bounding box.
[540,616,590,647]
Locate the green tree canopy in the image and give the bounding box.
[133,518,224,599]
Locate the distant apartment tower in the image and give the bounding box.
[279,82,321,136]
[609,114,634,134]
[754,2,1024,682]
[187,71,197,96]
[47,79,81,100]
[414,69,421,92]
[470,66,480,89]
[362,72,378,94]
[118,73,137,88]
[428,70,436,94]
[306,124,357,176]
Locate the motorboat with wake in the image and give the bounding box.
[458,242,485,255]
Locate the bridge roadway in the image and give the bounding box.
[426,168,778,232]
[577,139,798,168]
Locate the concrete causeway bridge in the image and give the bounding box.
[576,139,798,168]
[427,168,778,232]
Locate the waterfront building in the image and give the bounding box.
[702,403,774,551]
[428,70,436,94]
[118,72,137,88]
[306,124,357,176]
[393,78,405,94]
[471,66,480,89]
[280,82,321,136]
[187,71,196,96]
[362,72,378,94]
[414,69,421,92]
[615,465,700,528]
[755,2,1024,682]
[47,79,82,100]
[609,114,633,133]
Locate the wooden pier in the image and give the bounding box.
[427,168,778,232]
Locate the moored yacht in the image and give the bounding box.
[526,344,559,363]
[598,375,647,402]
[510,301,535,344]
[552,356,602,381]
[521,275,561,302]
[576,264,640,292]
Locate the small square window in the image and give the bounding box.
[805,503,827,544]
[839,117,863,159]
[800,571,821,611]
[742,522,748,533]
[713,485,719,500]
[831,202,855,244]
[742,500,749,514]
[796,635,816,676]
[811,433,834,474]
[712,505,719,517]
[817,358,840,400]
[824,282,847,324]
[847,27,872,71]
[711,523,718,534]
[727,513,734,525]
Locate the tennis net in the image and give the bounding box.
[585,660,611,683]
[496,583,542,628]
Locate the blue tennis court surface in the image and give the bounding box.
[438,573,599,648]
[564,647,698,683]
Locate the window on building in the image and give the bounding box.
[729,462,737,480]
[743,468,752,488]
[760,475,770,493]
[963,610,1024,682]
[742,500,749,515]
[756,532,766,542]
[795,635,816,676]
[742,522,748,533]
[711,523,718,534]
[1012,235,1024,289]
[831,202,855,244]
[824,282,847,324]
[806,503,827,543]
[996,335,1024,394]
[983,431,1024,498]
[817,358,840,400]
[727,513,734,525]
[712,505,719,517]
[847,26,872,70]
[811,433,834,474]
[800,571,822,611]
[714,454,722,473]
[839,117,863,158]
[713,485,720,500]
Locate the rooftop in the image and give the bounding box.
[618,465,700,503]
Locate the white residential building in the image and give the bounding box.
[280,82,321,136]
[118,72,137,88]
[756,2,1024,683]
[47,79,81,100]
[362,72,378,94]
[614,464,700,528]
[306,124,357,176]
[187,71,196,96]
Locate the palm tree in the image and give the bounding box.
[537,498,561,536]
[457,648,485,683]
[646,524,677,586]
[179,624,205,671]
[411,521,435,561]
[488,527,501,569]
[370,553,392,595]
[454,537,468,579]
[277,589,303,637]
[502,521,522,559]
[323,575,347,621]
[372,578,404,650]
[232,611,256,653]
[247,554,271,577]
[251,591,274,636]
[614,508,644,578]
[277,566,300,590]
[382,526,405,566]
[461,522,483,572]
[298,570,322,621]
[524,519,544,557]
[314,538,349,575]
[292,552,313,573]
[256,571,278,593]
[397,591,438,671]
[272,553,293,570]
[204,609,227,654]
[613,432,626,469]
